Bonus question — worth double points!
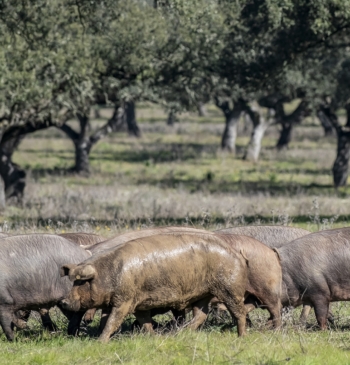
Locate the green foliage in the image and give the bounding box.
[0,1,95,127]
[2,0,350,126]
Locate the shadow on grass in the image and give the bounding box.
[91,142,221,163]
[28,167,93,179]
[135,174,338,196]
[21,141,222,165]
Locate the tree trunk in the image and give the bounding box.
[74,140,91,175]
[73,114,92,174]
[0,116,59,203]
[317,109,334,136]
[94,108,101,119]
[197,103,207,117]
[60,113,92,175]
[333,130,350,187]
[0,135,26,203]
[220,99,246,153]
[221,115,238,152]
[110,105,127,132]
[244,107,274,162]
[0,176,5,210]
[124,100,141,137]
[332,105,350,187]
[275,100,309,150]
[167,110,177,126]
[276,123,293,150]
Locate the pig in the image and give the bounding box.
[212,233,282,327]
[84,227,283,329]
[87,226,210,254]
[217,225,318,323]
[216,225,310,248]
[81,227,212,325]
[59,233,106,247]
[61,233,249,342]
[275,227,350,329]
[0,234,91,341]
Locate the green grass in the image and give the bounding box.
[2,306,350,364]
[2,330,350,365]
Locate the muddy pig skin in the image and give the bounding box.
[81,227,213,324]
[61,233,248,342]
[276,227,350,329]
[59,233,106,247]
[213,233,282,327]
[217,225,317,322]
[0,234,91,341]
[82,227,282,329]
[216,225,310,248]
[87,226,210,254]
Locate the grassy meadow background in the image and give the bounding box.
[1,103,350,364]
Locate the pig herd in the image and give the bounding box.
[0,225,349,342]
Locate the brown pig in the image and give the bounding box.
[213,233,282,327]
[87,226,210,254]
[61,233,248,342]
[82,227,212,324]
[217,225,317,323]
[84,227,283,329]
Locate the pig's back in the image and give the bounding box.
[217,225,310,248]
[0,234,90,308]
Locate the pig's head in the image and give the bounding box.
[60,263,109,312]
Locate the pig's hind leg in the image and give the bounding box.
[134,310,155,333]
[264,299,282,329]
[299,305,312,324]
[312,296,330,330]
[214,288,247,336]
[186,297,211,330]
[300,304,334,326]
[0,306,16,341]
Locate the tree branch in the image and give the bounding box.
[59,123,80,142]
[2,118,55,143]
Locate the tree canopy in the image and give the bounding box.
[1,0,350,200]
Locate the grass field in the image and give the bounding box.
[3,306,350,364]
[1,103,350,364]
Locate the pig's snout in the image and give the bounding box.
[60,299,80,312]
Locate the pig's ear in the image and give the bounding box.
[60,264,77,278]
[75,264,97,281]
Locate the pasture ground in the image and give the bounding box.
[2,306,350,364]
[0,103,349,363]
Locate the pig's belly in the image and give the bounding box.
[135,287,210,311]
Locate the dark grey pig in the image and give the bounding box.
[216,225,310,248]
[0,234,91,341]
[59,232,105,246]
[276,227,350,329]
